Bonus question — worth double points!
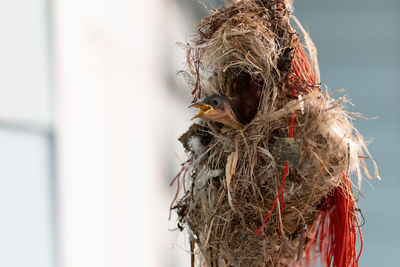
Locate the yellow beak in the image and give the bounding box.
[189,103,214,120]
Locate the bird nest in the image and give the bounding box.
[171,1,378,266]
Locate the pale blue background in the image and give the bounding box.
[293,1,400,266]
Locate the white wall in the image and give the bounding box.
[55,1,180,266]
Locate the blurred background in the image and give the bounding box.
[0,0,398,266]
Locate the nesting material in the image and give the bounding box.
[171,1,378,266]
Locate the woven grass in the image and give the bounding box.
[172,1,378,266]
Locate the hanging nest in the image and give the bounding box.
[171,0,379,266]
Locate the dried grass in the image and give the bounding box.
[172,1,378,266]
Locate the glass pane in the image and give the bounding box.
[0,1,51,125]
[0,130,53,267]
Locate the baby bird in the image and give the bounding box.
[190,94,244,130]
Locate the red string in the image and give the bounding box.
[168,165,187,220]
[254,161,289,235]
[355,209,364,263]
[255,42,316,235]
[304,177,362,267]
[255,88,297,235]
[281,41,363,266]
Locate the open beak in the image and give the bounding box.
[189,102,214,120]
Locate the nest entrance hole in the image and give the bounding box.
[223,70,262,124]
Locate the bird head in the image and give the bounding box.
[190,94,244,129]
